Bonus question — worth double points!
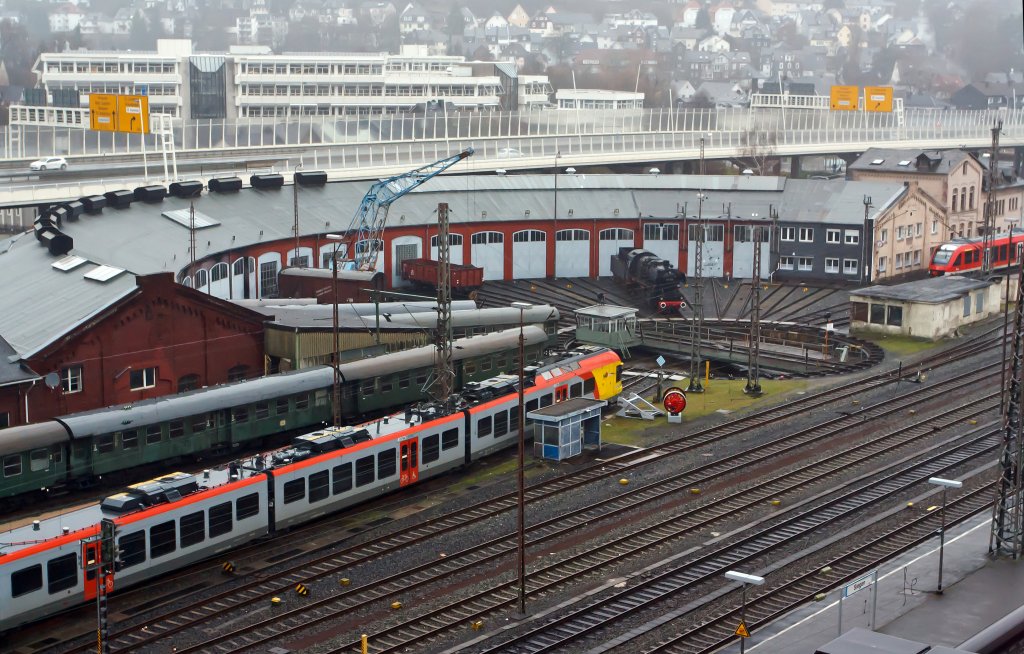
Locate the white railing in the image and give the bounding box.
[5,103,1021,162]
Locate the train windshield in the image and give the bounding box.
[932,248,955,265]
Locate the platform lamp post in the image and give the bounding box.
[928,477,963,594]
[724,570,765,654]
[861,195,873,285]
[512,300,533,617]
[326,233,345,428]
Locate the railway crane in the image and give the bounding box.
[341,148,474,271]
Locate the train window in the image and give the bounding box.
[526,399,539,423]
[953,254,962,266]
[255,402,270,420]
[11,564,42,597]
[283,478,306,504]
[584,378,595,395]
[169,420,185,439]
[47,553,78,594]
[51,445,63,463]
[494,411,508,437]
[95,434,114,454]
[120,430,138,450]
[190,416,208,434]
[315,389,329,407]
[570,383,582,398]
[150,521,177,558]
[360,381,375,396]
[381,377,394,393]
[209,502,233,538]
[232,407,249,423]
[441,428,459,450]
[398,372,411,389]
[332,463,353,494]
[378,449,397,478]
[496,356,507,371]
[510,408,519,433]
[342,385,357,399]
[415,372,428,386]
[180,511,205,548]
[296,394,310,410]
[236,493,260,520]
[146,425,163,444]
[477,416,492,437]
[118,532,146,568]
[275,398,289,415]
[30,448,49,471]
[615,365,622,383]
[422,434,440,463]
[539,394,553,408]
[464,361,477,374]
[4,454,21,477]
[481,359,492,372]
[309,471,330,503]
[1000,245,1009,261]
[355,455,375,487]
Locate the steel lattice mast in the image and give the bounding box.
[430,202,454,409]
[982,120,1002,275]
[991,251,1024,558]
[688,137,708,393]
[744,226,763,396]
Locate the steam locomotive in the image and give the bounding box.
[610,248,687,313]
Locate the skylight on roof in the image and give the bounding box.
[898,160,911,166]
[870,159,885,165]
[52,255,87,271]
[162,208,221,230]
[84,265,126,282]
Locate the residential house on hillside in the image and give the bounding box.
[400,2,431,34]
[670,26,707,51]
[950,82,1024,110]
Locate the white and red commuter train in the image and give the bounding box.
[0,346,622,631]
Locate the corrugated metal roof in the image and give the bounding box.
[0,333,39,387]
[0,233,138,357]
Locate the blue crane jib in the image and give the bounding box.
[342,148,474,271]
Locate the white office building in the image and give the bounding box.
[555,88,644,110]
[32,39,548,120]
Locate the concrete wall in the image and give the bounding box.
[851,283,1001,340]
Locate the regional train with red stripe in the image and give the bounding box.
[928,232,1024,276]
[0,345,622,631]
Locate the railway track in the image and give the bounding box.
[470,425,1000,654]
[103,363,1002,653]
[45,324,1008,654]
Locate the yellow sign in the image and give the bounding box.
[88,93,117,132]
[864,86,893,113]
[116,95,150,134]
[736,622,751,638]
[829,86,859,111]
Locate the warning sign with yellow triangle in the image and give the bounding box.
[735,622,751,638]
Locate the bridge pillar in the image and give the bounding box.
[788,155,802,178]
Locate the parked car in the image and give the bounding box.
[497,148,523,158]
[29,157,68,171]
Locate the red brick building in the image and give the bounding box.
[0,255,267,427]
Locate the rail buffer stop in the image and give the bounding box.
[528,398,607,461]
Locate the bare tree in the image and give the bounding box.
[740,129,778,175]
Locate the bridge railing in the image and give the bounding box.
[3,104,1021,162]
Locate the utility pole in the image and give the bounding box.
[293,175,302,267]
[431,202,454,409]
[745,225,763,396]
[188,201,197,287]
[983,120,1002,276]
[991,247,1024,558]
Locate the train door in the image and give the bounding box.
[81,541,111,601]
[399,439,419,486]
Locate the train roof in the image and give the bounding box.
[380,306,559,328]
[52,327,545,440]
[0,463,254,559]
[0,420,70,456]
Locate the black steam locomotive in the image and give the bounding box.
[610,248,687,313]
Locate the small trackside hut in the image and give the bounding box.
[850,275,1000,340]
[574,305,642,357]
[528,397,607,461]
